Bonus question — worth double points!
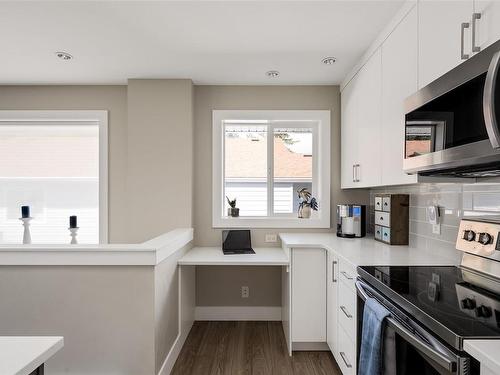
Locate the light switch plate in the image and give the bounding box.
[265,234,278,243]
[432,223,441,235]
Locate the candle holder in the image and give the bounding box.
[69,227,79,245]
[19,217,33,245]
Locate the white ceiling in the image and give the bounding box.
[0,1,404,85]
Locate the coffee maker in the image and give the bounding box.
[336,204,366,238]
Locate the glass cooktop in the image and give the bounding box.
[358,265,500,349]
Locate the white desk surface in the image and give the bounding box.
[0,336,64,375]
[178,247,289,266]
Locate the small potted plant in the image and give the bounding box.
[226,196,240,217]
[297,188,318,219]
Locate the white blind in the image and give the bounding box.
[0,124,99,244]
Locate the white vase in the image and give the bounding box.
[301,205,312,219]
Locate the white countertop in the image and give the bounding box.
[0,336,63,375]
[0,228,193,266]
[279,233,461,268]
[464,340,500,374]
[178,247,289,266]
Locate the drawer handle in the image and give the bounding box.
[339,351,352,368]
[340,271,353,280]
[340,305,352,318]
[379,216,384,221]
[332,260,338,283]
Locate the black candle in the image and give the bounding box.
[69,215,77,229]
[21,206,30,218]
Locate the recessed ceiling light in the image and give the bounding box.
[266,70,279,78]
[322,57,337,65]
[55,51,73,61]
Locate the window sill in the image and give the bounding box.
[212,216,330,229]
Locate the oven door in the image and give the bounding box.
[356,280,478,375]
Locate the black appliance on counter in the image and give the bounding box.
[404,38,500,178]
[356,217,500,375]
[336,204,366,238]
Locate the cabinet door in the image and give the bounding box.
[418,0,474,88]
[340,76,359,189]
[356,48,382,187]
[474,0,500,51]
[291,248,327,342]
[381,6,418,186]
[327,251,339,353]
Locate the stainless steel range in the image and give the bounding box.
[356,217,500,375]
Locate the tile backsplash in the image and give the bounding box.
[370,183,500,254]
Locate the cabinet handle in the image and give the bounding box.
[356,164,360,182]
[340,305,352,318]
[472,13,481,53]
[339,352,353,368]
[340,271,353,280]
[461,22,470,60]
[352,164,356,183]
[332,260,338,283]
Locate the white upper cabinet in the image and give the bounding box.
[381,6,418,186]
[340,75,359,189]
[356,49,382,187]
[473,0,500,51]
[418,0,474,89]
[341,49,382,188]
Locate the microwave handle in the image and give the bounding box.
[484,51,500,149]
[356,281,460,374]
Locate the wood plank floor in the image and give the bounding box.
[171,321,342,375]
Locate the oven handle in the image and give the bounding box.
[356,280,459,374]
[484,51,500,149]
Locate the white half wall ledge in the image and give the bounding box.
[0,228,193,266]
[195,306,282,321]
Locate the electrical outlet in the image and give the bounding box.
[265,234,277,243]
[432,223,441,235]
[241,286,249,298]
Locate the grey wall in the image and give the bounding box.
[0,265,156,375]
[127,79,194,243]
[193,85,369,247]
[193,85,369,307]
[0,86,129,243]
[370,183,500,253]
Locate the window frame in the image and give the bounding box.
[0,110,109,243]
[212,110,330,228]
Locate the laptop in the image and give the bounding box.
[222,230,255,255]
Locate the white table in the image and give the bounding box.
[178,246,289,266]
[0,336,64,375]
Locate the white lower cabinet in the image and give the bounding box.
[290,247,358,375]
[291,248,327,343]
[327,251,339,353]
[326,251,358,374]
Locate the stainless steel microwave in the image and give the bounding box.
[404,38,500,178]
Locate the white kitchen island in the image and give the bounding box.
[0,228,195,375]
[0,336,63,375]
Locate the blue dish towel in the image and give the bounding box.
[358,297,391,375]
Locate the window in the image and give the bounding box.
[213,110,330,228]
[0,111,108,244]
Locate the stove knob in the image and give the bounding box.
[475,305,492,318]
[478,232,493,245]
[461,298,476,310]
[463,230,476,242]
